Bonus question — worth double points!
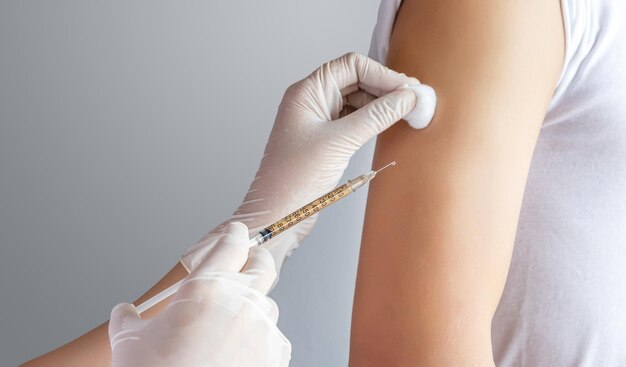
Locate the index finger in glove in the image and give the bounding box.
[311,52,419,98]
[189,222,250,276]
[108,303,142,347]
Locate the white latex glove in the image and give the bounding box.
[109,222,291,367]
[183,52,436,279]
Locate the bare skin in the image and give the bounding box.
[349,0,564,366]
[20,262,188,367]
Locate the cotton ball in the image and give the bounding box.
[399,84,437,129]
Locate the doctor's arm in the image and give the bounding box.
[20,264,189,367]
[20,52,424,367]
[349,0,564,365]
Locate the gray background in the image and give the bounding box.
[0,1,380,366]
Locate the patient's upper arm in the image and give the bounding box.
[349,0,564,365]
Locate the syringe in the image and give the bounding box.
[134,161,396,314]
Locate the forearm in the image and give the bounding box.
[20,261,189,367]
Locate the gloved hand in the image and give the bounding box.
[183,52,435,280]
[109,222,291,367]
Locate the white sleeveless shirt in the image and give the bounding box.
[370,1,626,365]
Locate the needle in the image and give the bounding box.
[375,161,396,174]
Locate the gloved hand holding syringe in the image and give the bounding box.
[137,52,437,313]
[136,160,398,313]
[109,52,437,367]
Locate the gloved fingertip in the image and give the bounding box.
[222,222,248,233]
[111,302,140,319]
[398,84,437,129]
[223,222,249,238]
[406,77,421,85]
[111,302,127,314]
[109,302,140,338]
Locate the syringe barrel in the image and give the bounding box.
[262,183,353,239]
